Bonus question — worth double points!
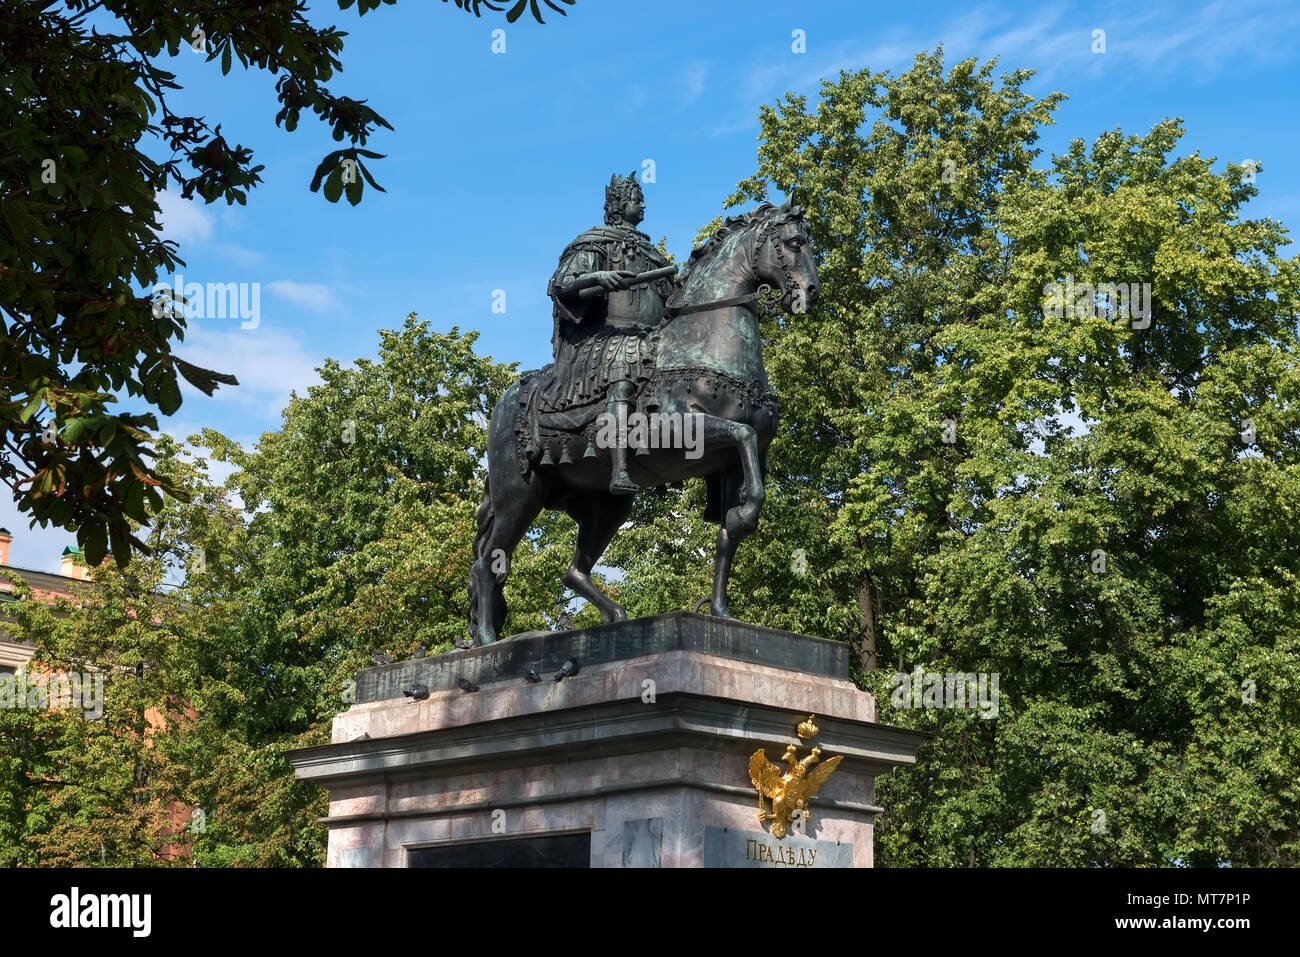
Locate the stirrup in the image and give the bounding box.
[609,470,638,495]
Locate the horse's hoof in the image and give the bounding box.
[692,596,729,619]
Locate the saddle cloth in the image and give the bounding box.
[513,326,658,476]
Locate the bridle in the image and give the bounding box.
[664,214,804,318]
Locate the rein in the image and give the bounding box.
[664,287,770,317]
[664,214,795,318]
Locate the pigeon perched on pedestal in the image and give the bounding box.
[524,668,542,684]
[371,652,393,666]
[552,658,580,682]
[457,677,480,693]
[453,638,474,651]
[403,683,429,701]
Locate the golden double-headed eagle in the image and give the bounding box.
[748,715,842,839]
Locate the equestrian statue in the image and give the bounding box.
[468,173,818,645]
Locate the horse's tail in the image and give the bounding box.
[467,474,495,640]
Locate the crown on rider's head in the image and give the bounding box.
[604,172,642,225]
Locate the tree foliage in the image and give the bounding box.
[1,0,572,569]
[0,320,577,864]
[0,437,227,865]
[4,41,1295,869]
[695,49,1299,866]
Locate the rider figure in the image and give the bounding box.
[546,173,677,494]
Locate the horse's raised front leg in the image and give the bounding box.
[693,415,766,618]
[563,493,635,624]
[694,415,766,537]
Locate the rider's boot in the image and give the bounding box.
[608,379,638,495]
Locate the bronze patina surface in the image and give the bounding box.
[467,175,819,645]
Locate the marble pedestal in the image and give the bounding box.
[287,612,925,868]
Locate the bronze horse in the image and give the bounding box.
[468,200,818,645]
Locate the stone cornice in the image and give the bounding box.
[287,690,928,788]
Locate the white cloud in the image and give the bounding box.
[727,0,1298,124]
[213,242,266,267]
[154,191,269,267]
[1088,1,1298,73]
[200,455,241,489]
[155,190,214,244]
[177,320,325,419]
[678,61,710,104]
[267,280,341,313]
[219,205,247,232]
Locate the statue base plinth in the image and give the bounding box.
[287,612,925,868]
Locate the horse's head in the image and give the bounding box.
[675,199,819,318]
[752,198,819,314]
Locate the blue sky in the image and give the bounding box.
[4,0,1299,572]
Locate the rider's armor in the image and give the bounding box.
[544,173,678,493]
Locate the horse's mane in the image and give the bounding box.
[678,201,804,284]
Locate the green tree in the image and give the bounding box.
[0,435,232,865]
[610,49,1300,866]
[179,318,574,864]
[1,0,573,569]
[198,319,517,736]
